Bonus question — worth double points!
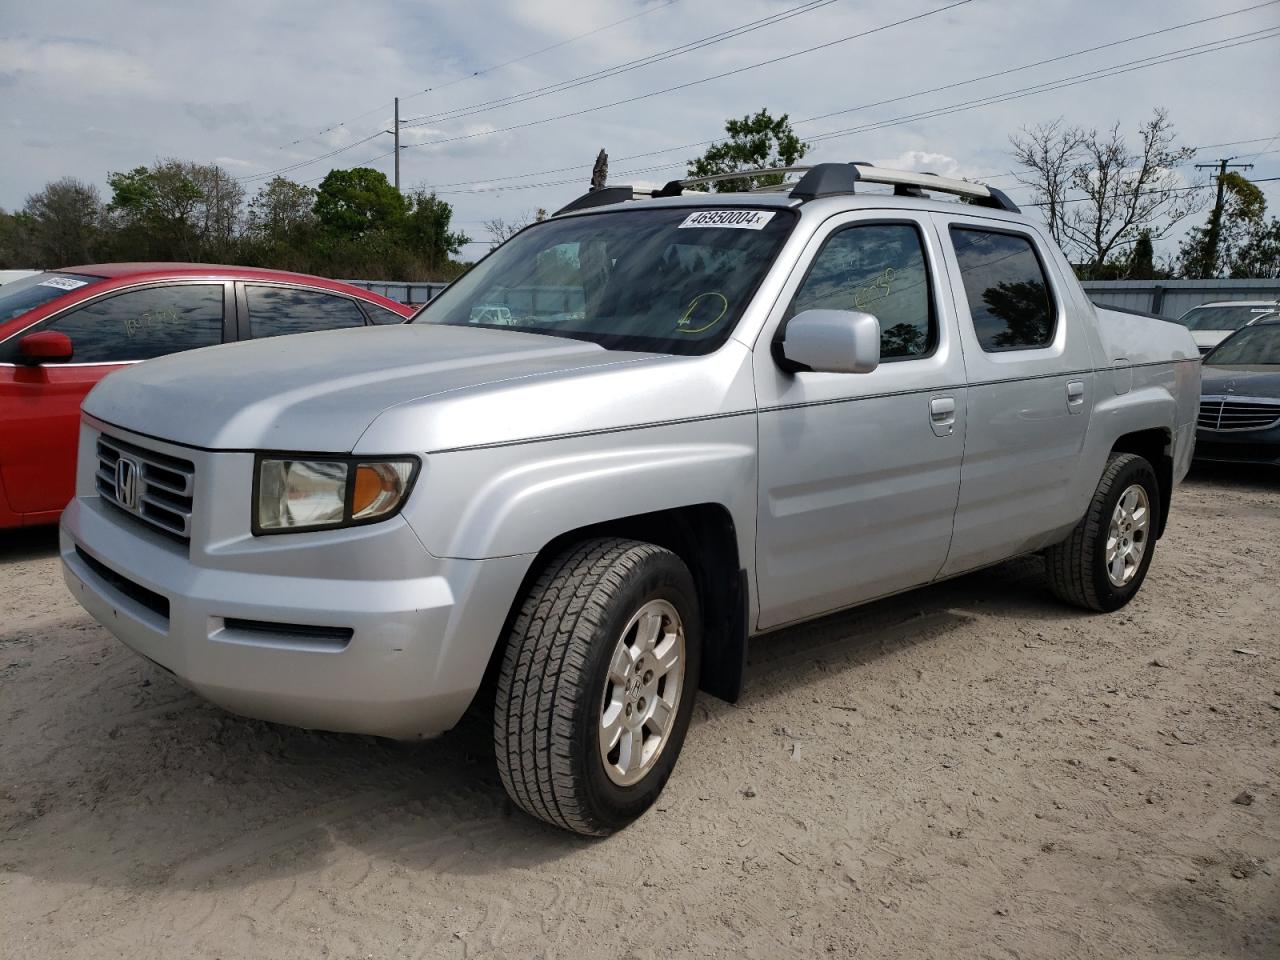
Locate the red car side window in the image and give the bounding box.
[246,286,368,339]
[43,285,224,363]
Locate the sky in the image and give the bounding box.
[2,0,1278,261]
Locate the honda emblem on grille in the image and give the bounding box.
[115,457,141,511]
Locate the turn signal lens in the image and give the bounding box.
[352,461,414,520]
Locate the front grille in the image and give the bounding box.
[1194,440,1280,464]
[95,434,195,541]
[75,547,170,620]
[1197,397,1280,432]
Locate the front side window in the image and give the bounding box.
[790,222,936,360]
[950,227,1055,352]
[414,206,796,355]
[247,286,369,339]
[2,284,224,364]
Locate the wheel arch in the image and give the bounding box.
[471,503,748,719]
[1110,427,1174,538]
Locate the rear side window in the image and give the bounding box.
[950,227,1055,352]
[28,285,223,363]
[246,286,368,339]
[791,222,936,360]
[361,302,408,325]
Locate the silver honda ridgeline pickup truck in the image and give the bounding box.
[61,163,1200,835]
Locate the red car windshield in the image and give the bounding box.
[0,272,105,323]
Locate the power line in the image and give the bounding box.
[268,0,681,153]
[239,131,386,184]
[400,0,682,106]
[406,1,1280,191]
[398,0,977,151]
[423,30,1280,197]
[238,0,842,183]
[239,0,961,183]
[401,0,845,128]
[1024,176,1278,208]
[802,28,1280,146]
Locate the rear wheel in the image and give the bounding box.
[1044,452,1160,612]
[493,538,701,835]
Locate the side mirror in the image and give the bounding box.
[780,309,880,374]
[19,331,74,365]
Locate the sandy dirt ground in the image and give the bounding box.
[1,464,1277,960]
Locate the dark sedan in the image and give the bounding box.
[1195,316,1280,465]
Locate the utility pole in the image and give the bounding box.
[386,97,406,192]
[1193,156,1254,275]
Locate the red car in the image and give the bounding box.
[0,263,413,528]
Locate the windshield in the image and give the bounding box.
[1205,324,1280,365]
[0,272,105,324]
[414,206,796,355]
[1176,303,1277,331]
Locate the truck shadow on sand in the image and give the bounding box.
[1,554,1069,892]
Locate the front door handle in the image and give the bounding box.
[929,396,956,437]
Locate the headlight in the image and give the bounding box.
[255,456,418,534]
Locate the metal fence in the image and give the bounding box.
[346,276,1280,319]
[342,280,451,305]
[1082,279,1280,319]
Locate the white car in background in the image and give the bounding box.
[0,270,41,285]
[1174,299,1279,354]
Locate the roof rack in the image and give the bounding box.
[553,161,1020,215]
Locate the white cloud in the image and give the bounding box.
[0,36,157,97]
[871,151,988,181]
[0,0,1275,257]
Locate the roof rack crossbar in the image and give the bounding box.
[552,161,1021,216]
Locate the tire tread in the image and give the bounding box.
[1044,452,1147,611]
[493,537,669,835]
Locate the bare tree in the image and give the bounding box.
[1010,119,1083,247]
[189,164,246,257]
[483,210,540,249]
[1061,109,1201,276]
[24,178,105,266]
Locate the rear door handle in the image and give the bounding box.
[929,396,956,437]
[1066,380,1085,414]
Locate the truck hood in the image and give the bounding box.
[83,324,662,451]
[1192,329,1232,352]
[1200,364,1280,400]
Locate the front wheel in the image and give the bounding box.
[1044,452,1161,612]
[493,538,701,835]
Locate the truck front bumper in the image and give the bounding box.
[61,493,531,740]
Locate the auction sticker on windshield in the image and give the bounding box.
[678,210,776,230]
[38,276,89,291]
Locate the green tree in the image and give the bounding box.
[1177,171,1266,278]
[0,209,37,268]
[246,177,317,243]
[401,189,470,268]
[1228,216,1280,279]
[23,177,105,266]
[106,160,242,260]
[1126,229,1156,279]
[688,109,808,193]
[313,167,407,238]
